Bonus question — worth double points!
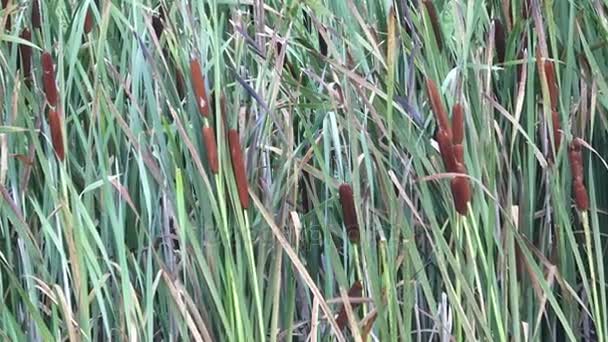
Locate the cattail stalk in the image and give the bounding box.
[41,52,59,107]
[568,139,589,211]
[202,126,218,174]
[31,0,41,29]
[19,28,33,83]
[228,129,249,209]
[335,281,363,330]
[189,57,209,117]
[339,183,360,243]
[48,109,65,161]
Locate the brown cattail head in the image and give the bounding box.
[493,18,506,63]
[426,79,451,139]
[452,103,464,145]
[436,129,456,172]
[83,7,93,34]
[551,110,561,151]
[3,0,11,31]
[335,280,364,330]
[451,144,464,164]
[189,57,209,117]
[543,61,559,110]
[202,126,219,174]
[41,52,59,107]
[48,109,65,161]
[31,0,41,29]
[450,174,471,215]
[175,67,186,100]
[422,0,443,51]
[19,28,33,83]
[338,183,360,243]
[573,182,589,211]
[152,6,165,40]
[228,129,249,209]
[568,139,588,211]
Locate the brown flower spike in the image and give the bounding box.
[339,183,360,243]
[426,79,471,215]
[543,60,561,151]
[568,139,589,211]
[41,52,59,107]
[189,57,209,117]
[19,28,33,82]
[335,280,363,330]
[422,0,443,51]
[84,8,93,34]
[31,0,41,29]
[202,126,219,174]
[493,18,506,63]
[228,129,249,209]
[48,109,65,161]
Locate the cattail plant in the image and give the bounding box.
[228,129,249,209]
[189,56,209,117]
[426,79,471,215]
[335,280,363,330]
[338,183,360,243]
[31,0,41,29]
[152,6,165,40]
[202,126,219,174]
[84,7,93,34]
[568,138,589,211]
[543,60,561,151]
[19,28,33,83]
[175,67,186,100]
[493,18,506,63]
[48,109,65,161]
[41,52,59,107]
[422,0,443,51]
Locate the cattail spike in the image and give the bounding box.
[422,0,443,51]
[335,281,364,330]
[450,174,471,215]
[41,52,59,107]
[452,103,464,145]
[48,109,65,161]
[83,7,93,34]
[189,57,209,117]
[543,61,559,110]
[436,129,455,172]
[228,129,249,209]
[493,18,506,63]
[31,0,41,29]
[551,110,561,151]
[202,126,219,174]
[338,183,360,243]
[175,67,186,100]
[426,79,451,138]
[152,6,165,40]
[19,28,33,83]
[569,139,588,211]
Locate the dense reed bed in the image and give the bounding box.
[1,1,607,341]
